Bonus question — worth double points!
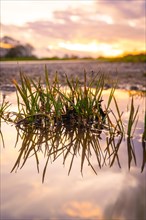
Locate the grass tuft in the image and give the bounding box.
[0,68,144,181]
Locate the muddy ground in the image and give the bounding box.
[0,60,146,91]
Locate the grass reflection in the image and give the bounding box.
[0,93,11,148]
[128,90,146,98]
[141,111,146,172]
[127,137,137,169]
[9,122,144,183]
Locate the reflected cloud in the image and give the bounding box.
[64,201,103,218]
[103,172,146,220]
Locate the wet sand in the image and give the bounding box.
[0,60,146,90]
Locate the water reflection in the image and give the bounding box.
[128,89,146,98]
[9,121,145,182]
[103,171,146,220]
[1,88,146,220]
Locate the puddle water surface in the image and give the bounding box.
[1,89,145,220]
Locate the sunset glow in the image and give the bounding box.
[0,0,145,58]
[0,42,13,49]
[59,42,123,57]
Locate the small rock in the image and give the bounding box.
[130,85,139,90]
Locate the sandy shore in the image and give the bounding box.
[0,60,146,91]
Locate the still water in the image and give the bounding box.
[1,89,146,220]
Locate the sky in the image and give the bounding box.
[0,0,145,58]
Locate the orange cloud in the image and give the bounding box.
[64,201,103,218]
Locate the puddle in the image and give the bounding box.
[0,89,146,220]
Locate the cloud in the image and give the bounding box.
[95,0,145,21]
[17,13,146,43]
[1,0,145,57]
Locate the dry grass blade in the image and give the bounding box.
[113,96,124,134]
[141,109,146,172]
[127,137,137,169]
[127,97,139,138]
[42,157,49,183]
[109,134,123,168]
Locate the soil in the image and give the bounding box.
[0,60,146,91]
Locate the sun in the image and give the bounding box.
[59,41,123,57]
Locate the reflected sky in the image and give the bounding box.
[1,89,146,220]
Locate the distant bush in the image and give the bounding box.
[5,44,34,58]
[98,53,146,63]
